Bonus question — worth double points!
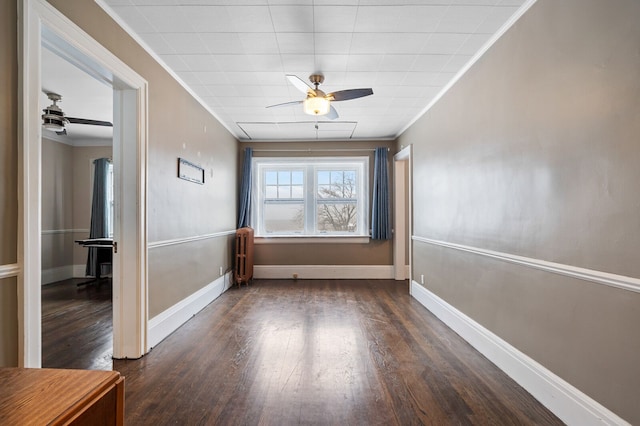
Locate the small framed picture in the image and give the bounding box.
[178,157,205,185]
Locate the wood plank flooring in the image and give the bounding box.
[103,279,560,425]
[42,279,561,424]
[41,278,113,370]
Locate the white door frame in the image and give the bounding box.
[393,145,412,284]
[18,0,148,366]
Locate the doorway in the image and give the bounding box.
[19,0,148,367]
[40,43,115,368]
[393,145,412,287]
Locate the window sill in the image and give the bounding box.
[255,235,370,244]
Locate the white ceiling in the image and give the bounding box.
[51,0,529,142]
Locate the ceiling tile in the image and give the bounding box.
[199,33,243,54]
[225,5,274,32]
[411,55,451,72]
[269,5,313,33]
[436,5,494,33]
[239,33,280,54]
[137,6,194,33]
[353,6,399,32]
[181,6,234,33]
[162,33,209,54]
[180,55,221,71]
[421,33,469,55]
[314,33,352,54]
[276,33,314,54]
[314,6,358,33]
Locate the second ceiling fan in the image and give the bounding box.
[42,92,113,136]
[267,74,373,120]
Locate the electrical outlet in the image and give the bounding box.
[421,274,425,285]
[219,266,223,276]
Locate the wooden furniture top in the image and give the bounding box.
[0,367,122,425]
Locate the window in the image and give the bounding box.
[252,157,369,237]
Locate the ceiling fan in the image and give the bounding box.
[41,92,113,136]
[266,74,373,120]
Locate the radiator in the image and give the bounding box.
[234,227,254,286]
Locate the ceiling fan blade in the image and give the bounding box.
[67,117,113,127]
[266,100,304,109]
[286,75,316,96]
[326,105,339,120]
[328,88,373,102]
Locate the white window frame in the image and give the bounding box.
[252,157,369,239]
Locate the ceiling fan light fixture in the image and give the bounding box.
[42,111,68,132]
[303,96,330,116]
[42,93,68,132]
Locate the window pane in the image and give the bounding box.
[265,185,278,198]
[292,171,303,185]
[317,170,330,185]
[264,203,304,233]
[344,170,356,183]
[265,171,277,185]
[278,185,291,198]
[278,171,291,184]
[291,185,304,198]
[317,202,358,232]
[317,184,332,198]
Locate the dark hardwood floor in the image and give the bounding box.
[43,279,562,425]
[42,278,113,370]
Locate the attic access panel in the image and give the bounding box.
[237,121,358,141]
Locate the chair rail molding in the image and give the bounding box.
[0,264,21,280]
[148,230,236,249]
[413,236,640,294]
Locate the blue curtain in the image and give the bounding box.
[86,158,110,277]
[237,147,253,228]
[371,147,391,240]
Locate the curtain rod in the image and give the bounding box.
[250,148,390,153]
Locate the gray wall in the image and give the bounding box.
[241,140,396,267]
[399,0,640,423]
[41,138,112,283]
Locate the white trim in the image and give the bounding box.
[413,236,640,294]
[148,230,236,249]
[397,0,539,138]
[73,264,87,278]
[254,236,369,244]
[95,0,238,140]
[41,228,89,235]
[41,265,73,285]
[254,265,394,280]
[148,272,232,349]
[410,281,630,426]
[0,264,21,280]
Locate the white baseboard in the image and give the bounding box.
[254,265,394,280]
[41,265,74,285]
[73,264,87,278]
[410,281,629,426]
[148,272,232,349]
